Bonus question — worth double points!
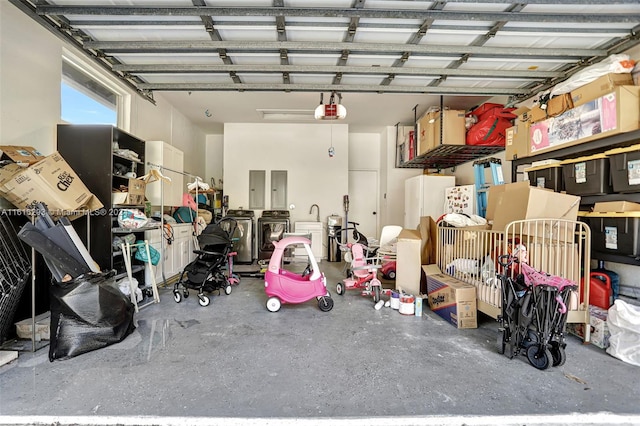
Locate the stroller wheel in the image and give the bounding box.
[224,284,232,295]
[522,329,539,349]
[266,297,281,312]
[318,296,334,312]
[336,282,345,295]
[526,345,552,370]
[173,290,182,303]
[183,290,190,299]
[550,342,567,367]
[497,329,507,355]
[198,294,211,307]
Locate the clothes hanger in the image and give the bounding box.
[140,169,171,184]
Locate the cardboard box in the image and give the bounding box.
[488,181,580,241]
[418,216,438,266]
[15,312,50,341]
[529,105,548,123]
[571,73,634,107]
[417,109,466,155]
[547,93,574,117]
[0,152,103,213]
[593,201,640,212]
[567,305,610,349]
[423,264,477,329]
[512,105,532,123]
[505,121,530,161]
[396,229,422,295]
[530,86,640,156]
[0,145,45,166]
[112,178,146,206]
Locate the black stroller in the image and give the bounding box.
[497,248,577,370]
[173,217,238,307]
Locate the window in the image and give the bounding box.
[61,55,122,126]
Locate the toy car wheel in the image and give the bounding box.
[198,294,210,307]
[224,284,232,295]
[526,345,552,370]
[266,297,281,312]
[550,342,567,367]
[318,296,334,312]
[373,286,381,303]
[387,270,396,280]
[183,290,189,299]
[336,282,345,295]
[173,290,182,303]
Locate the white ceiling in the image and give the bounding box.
[10,0,640,133]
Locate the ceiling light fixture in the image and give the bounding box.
[314,91,347,120]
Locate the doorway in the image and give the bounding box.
[348,170,378,241]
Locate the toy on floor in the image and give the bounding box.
[264,236,333,312]
[336,241,383,304]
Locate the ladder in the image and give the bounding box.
[474,158,505,218]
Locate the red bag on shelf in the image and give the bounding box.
[466,104,517,147]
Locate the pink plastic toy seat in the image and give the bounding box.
[350,243,369,278]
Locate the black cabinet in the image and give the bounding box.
[57,124,154,281]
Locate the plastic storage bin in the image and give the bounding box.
[582,215,640,256]
[605,144,640,193]
[561,154,612,196]
[525,163,564,192]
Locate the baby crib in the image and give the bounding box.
[437,218,591,341]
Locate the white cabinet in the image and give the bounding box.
[144,227,175,284]
[143,223,196,284]
[294,222,324,260]
[173,223,196,274]
[145,141,184,207]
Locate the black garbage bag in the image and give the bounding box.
[49,272,135,361]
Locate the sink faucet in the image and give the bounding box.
[309,204,320,222]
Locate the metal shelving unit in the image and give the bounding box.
[512,128,640,266]
[398,144,505,170]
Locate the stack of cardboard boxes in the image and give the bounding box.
[395,180,582,330]
[506,73,637,161]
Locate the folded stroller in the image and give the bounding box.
[497,251,576,370]
[173,218,237,307]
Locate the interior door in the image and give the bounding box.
[348,170,378,242]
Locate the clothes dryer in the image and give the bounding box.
[226,209,255,264]
[257,210,290,260]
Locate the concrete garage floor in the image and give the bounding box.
[0,261,639,426]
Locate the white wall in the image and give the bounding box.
[223,123,349,224]
[381,126,422,228]
[0,2,207,180]
[0,2,60,154]
[206,134,224,189]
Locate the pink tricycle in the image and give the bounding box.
[264,236,334,312]
[336,242,383,303]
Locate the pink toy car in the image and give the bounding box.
[264,236,333,312]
